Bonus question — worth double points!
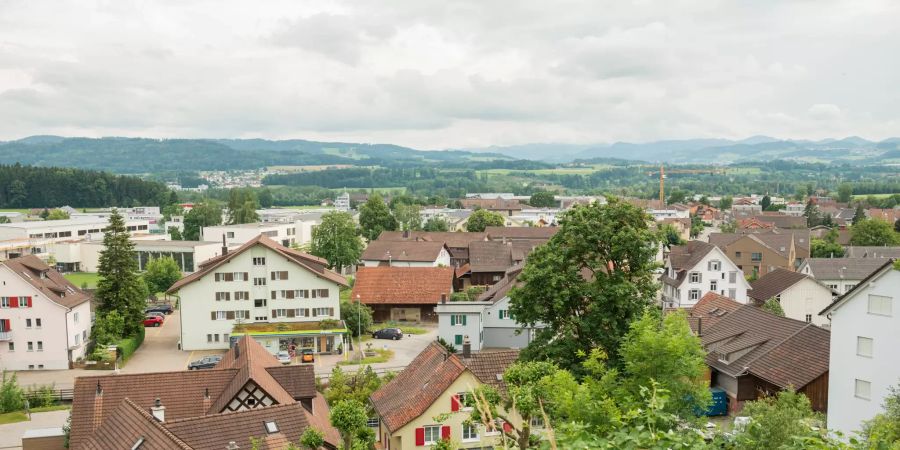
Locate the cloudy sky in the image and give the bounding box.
[1,0,898,149]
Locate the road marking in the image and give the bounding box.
[184,351,195,368]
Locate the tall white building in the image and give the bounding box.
[661,240,751,308]
[821,259,900,436]
[0,217,151,244]
[335,192,350,211]
[167,235,348,353]
[202,215,324,249]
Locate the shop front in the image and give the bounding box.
[230,320,348,357]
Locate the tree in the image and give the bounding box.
[329,399,370,450]
[720,220,737,233]
[309,212,362,272]
[761,298,785,316]
[727,390,826,450]
[852,203,866,226]
[47,209,70,220]
[6,179,27,207]
[143,256,182,294]
[660,224,684,248]
[298,428,325,450]
[509,199,660,373]
[810,239,844,258]
[529,191,556,208]
[761,195,772,211]
[0,216,9,224]
[699,195,710,206]
[358,194,396,241]
[226,188,259,225]
[91,310,126,345]
[895,218,900,233]
[862,384,900,448]
[619,310,711,418]
[182,202,222,241]
[423,216,450,232]
[0,371,25,413]
[719,195,733,210]
[258,188,274,208]
[804,199,821,227]
[837,183,853,203]
[94,210,145,337]
[324,366,384,414]
[168,226,183,241]
[393,203,422,231]
[340,299,373,338]
[465,209,505,232]
[850,219,900,246]
[690,215,704,238]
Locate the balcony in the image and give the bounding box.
[0,331,12,341]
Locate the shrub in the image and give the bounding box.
[26,384,57,408]
[0,371,25,413]
[117,327,145,363]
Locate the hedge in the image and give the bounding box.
[116,327,145,364]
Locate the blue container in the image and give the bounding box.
[705,387,728,416]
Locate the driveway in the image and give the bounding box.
[312,325,438,377]
[0,409,69,450]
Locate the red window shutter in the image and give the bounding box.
[450,394,460,412]
[441,426,450,440]
[26,297,33,307]
[1,319,10,331]
[502,421,512,433]
[10,297,18,308]
[414,428,425,446]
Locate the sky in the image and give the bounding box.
[1,0,899,149]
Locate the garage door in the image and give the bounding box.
[484,328,529,349]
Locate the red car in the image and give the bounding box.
[143,315,164,327]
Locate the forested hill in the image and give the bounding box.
[0,164,172,208]
[0,137,513,173]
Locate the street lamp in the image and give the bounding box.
[355,294,362,359]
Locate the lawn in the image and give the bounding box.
[853,193,900,199]
[337,349,394,366]
[375,323,428,335]
[0,208,30,214]
[64,272,102,289]
[0,405,69,425]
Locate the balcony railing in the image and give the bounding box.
[0,331,12,341]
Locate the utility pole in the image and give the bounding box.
[659,164,666,206]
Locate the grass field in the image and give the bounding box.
[64,272,102,289]
[338,349,394,366]
[0,208,30,214]
[328,187,407,194]
[268,165,355,172]
[853,193,900,199]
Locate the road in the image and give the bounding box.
[0,410,69,450]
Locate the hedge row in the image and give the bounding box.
[117,327,145,364]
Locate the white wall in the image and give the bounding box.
[779,278,834,327]
[436,302,485,351]
[826,269,900,436]
[665,247,749,307]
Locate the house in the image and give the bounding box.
[867,208,900,225]
[0,256,92,371]
[166,235,348,353]
[661,241,751,307]
[360,240,451,268]
[202,217,323,249]
[702,302,831,413]
[798,257,888,294]
[708,232,798,277]
[51,238,223,273]
[684,292,744,335]
[748,268,837,326]
[484,226,558,242]
[751,213,807,229]
[419,208,472,231]
[820,259,899,436]
[436,264,542,351]
[460,198,524,216]
[843,246,900,259]
[377,231,488,267]
[352,266,455,322]
[68,336,340,450]
[467,240,536,286]
[370,342,520,450]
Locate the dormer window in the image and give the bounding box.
[708,260,721,271]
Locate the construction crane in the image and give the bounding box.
[646,165,727,206]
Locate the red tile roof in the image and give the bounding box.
[360,240,448,263]
[377,231,488,249]
[352,266,454,305]
[685,292,743,334]
[0,255,90,309]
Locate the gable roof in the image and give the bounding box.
[167,235,347,293]
[662,241,718,287]
[477,264,524,303]
[0,255,90,309]
[458,349,520,393]
[485,226,558,241]
[701,305,830,389]
[686,292,743,334]
[843,246,900,259]
[468,240,539,273]
[709,232,795,259]
[377,231,488,249]
[748,268,811,301]
[351,266,454,304]
[360,239,447,263]
[800,257,887,280]
[820,258,896,315]
[163,403,317,450]
[78,398,193,450]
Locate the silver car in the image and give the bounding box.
[276,351,292,365]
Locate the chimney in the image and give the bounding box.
[150,397,165,422]
[95,380,102,397]
[221,234,228,256]
[441,293,447,304]
[233,339,241,359]
[697,317,702,336]
[403,229,410,239]
[226,441,241,450]
[202,387,211,411]
[462,335,471,358]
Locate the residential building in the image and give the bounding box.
[419,208,472,231]
[867,208,900,225]
[484,226,559,242]
[748,268,837,326]
[51,238,223,273]
[352,266,455,322]
[820,259,899,436]
[0,256,91,371]
[370,342,520,450]
[202,219,320,249]
[377,231,488,267]
[784,202,806,216]
[68,336,340,450]
[436,264,542,351]
[335,192,350,211]
[708,232,797,277]
[460,197,524,217]
[360,240,451,268]
[467,240,534,286]
[0,217,151,244]
[798,257,887,294]
[751,213,807,229]
[166,235,348,353]
[843,246,900,259]
[683,292,744,335]
[661,241,751,307]
[702,301,830,413]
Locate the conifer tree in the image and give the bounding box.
[94,209,145,337]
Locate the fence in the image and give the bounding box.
[25,388,75,403]
[314,365,407,383]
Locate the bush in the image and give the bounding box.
[0,371,25,413]
[26,384,57,408]
[117,327,145,363]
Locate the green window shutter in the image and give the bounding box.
[451,315,456,326]
[462,315,467,326]
[455,335,463,345]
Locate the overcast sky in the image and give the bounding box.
[1,0,898,149]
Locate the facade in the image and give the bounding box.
[0,256,91,371]
[0,217,151,244]
[51,239,223,273]
[360,240,451,268]
[708,232,797,277]
[352,266,455,322]
[202,220,316,249]
[748,268,837,327]
[167,235,348,352]
[377,231,488,267]
[661,241,751,307]
[334,192,350,211]
[821,260,900,436]
[798,257,887,294]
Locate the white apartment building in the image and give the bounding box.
[0,256,92,371]
[821,260,900,436]
[202,215,324,249]
[748,268,837,327]
[798,258,888,294]
[334,193,350,211]
[0,217,151,244]
[167,235,348,353]
[661,241,751,308]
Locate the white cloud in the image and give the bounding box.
[808,104,843,121]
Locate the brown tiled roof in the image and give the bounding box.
[209,336,298,413]
[164,403,314,450]
[662,241,717,287]
[748,268,809,301]
[303,393,342,448]
[750,214,807,229]
[701,305,829,389]
[360,240,447,263]
[352,267,454,304]
[265,365,317,400]
[685,292,743,334]
[168,235,347,293]
[477,264,524,303]
[459,349,520,393]
[844,246,900,259]
[709,232,795,259]
[820,258,896,315]
[468,240,539,273]
[800,257,889,280]
[78,398,192,450]
[0,255,90,309]
[485,226,558,241]
[377,231,488,249]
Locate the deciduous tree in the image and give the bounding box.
[850,219,900,246]
[529,191,556,207]
[393,203,422,231]
[465,209,504,232]
[144,256,182,294]
[761,298,786,317]
[226,188,259,225]
[423,216,450,232]
[310,211,362,272]
[837,183,853,203]
[182,202,222,241]
[358,194,396,241]
[329,399,370,450]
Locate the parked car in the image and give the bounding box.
[143,315,164,327]
[301,349,315,363]
[145,304,174,315]
[188,355,222,370]
[146,311,165,319]
[276,351,292,365]
[372,328,403,340]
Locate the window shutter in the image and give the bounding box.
[287,309,295,318]
[245,310,250,318]
[226,311,235,320]
[451,315,456,326]
[451,394,460,412]
[10,297,18,308]
[415,428,425,446]
[210,312,216,320]
[1,319,9,331]
[271,309,277,318]
[26,297,32,307]
[441,425,450,440]
[271,272,275,280]
[329,308,335,316]
[271,291,276,300]
[462,315,467,326]
[502,421,512,433]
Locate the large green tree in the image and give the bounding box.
[182,202,222,241]
[340,299,373,338]
[310,211,363,272]
[329,399,372,450]
[358,194,396,241]
[143,256,182,294]
[837,183,853,203]
[94,209,145,337]
[423,216,450,232]
[465,209,505,232]
[225,188,259,225]
[46,209,70,220]
[863,384,900,448]
[392,203,422,231]
[850,219,900,246]
[852,203,866,226]
[509,198,660,373]
[529,191,557,207]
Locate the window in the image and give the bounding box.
[313,289,329,298]
[37,341,43,351]
[367,418,379,428]
[265,421,279,434]
[235,310,249,319]
[207,334,213,343]
[274,309,287,318]
[462,423,479,441]
[689,290,701,301]
[708,260,721,271]
[868,295,892,316]
[227,231,235,238]
[845,284,856,293]
[498,310,510,319]
[252,257,266,266]
[312,307,334,317]
[26,318,32,328]
[751,252,762,262]
[0,297,8,308]
[74,312,79,323]
[689,272,701,283]
[728,288,736,298]
[255,316,268,321]
[271,271,289,281]
[710,280,718,292]
[214,334,220,342]
[234,291,249,301]
[255,299,267,308]
[827,284,839,290]
[8,342,14,351]
[855,379,872,400]
[735,251,742,258]
[27,341,33,351]
[729,271,737,283]
[75,333,80,345]
[455,334,463,345]
[857,337,873,358]
[531,416,545,429]
[216,311,227,320]
[253,277,266,286]
[215,292,231,301]
[424,425,442,445]
[450,314,467,326]
[805,314,812,323]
